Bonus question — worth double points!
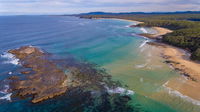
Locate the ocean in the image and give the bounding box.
[0,16,199,112]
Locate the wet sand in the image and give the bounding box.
[148,42,200,101]
[162,45,200,101]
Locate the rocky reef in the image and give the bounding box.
[0,46,147,112]
[6,46,125,104]
[8,46,68,103]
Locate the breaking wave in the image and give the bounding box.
[0,85,12,101]
[106,86,134,95]
[1,52,20,65]
[0,93,12,101]
[139,40,149,48]
[163,81,200,106]
[135,63,147,68]
[140,27,148,33]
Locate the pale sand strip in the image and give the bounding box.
[94,18,144,25]
[162,46,200,101]
[152,27,173,37]
[139,27,173,39]
[113,18,144,25]
[149,42,200,101]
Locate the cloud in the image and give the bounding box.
[0,0,199,15]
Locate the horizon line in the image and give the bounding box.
[1,10,200,16]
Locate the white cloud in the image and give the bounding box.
[0,0,199,15]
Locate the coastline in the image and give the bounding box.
[139,27,173,39]
[125,18,200,102]
[103,17,200,103]
[93,17,144,25]
[148,42,200,101]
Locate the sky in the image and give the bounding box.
[0,0,200,15]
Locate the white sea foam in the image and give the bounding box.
[0,93,12,101]
[106,87,134,95]
[131,33,137,36]
[125,25,129,28]
[125,24,133,28]
[1,52,14,59]
[0,85,12,101]
[1,52,20,65]
[139,40,149,48]
[140,27,148,33]
[135,63,147,68]
[0,85,9,94]
[163,81,200,106]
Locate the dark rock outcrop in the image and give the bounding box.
[8,46,68,103]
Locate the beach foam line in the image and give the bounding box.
[105,86,134,95]
[1,52,20,65]
[163,81,200,106]
[125,25,130,28]
[140,27,148,33]
[0,85,12,101]
[139,40,149,48]
[0,93,12,101]
[135,63,147,68]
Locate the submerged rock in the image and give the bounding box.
[8,46,68,103]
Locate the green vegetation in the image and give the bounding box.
[191,48,200,60]
[78,14,200,61]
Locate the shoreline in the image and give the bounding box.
[119,17,200,102]
[102,17,200,103]
[148,42,200,102]
[139,27,173,39]
[93,17,144,25]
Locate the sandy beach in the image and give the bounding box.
[152,27,173,37]
[126,18,200,102]
[103,17,200,102]
[162,46,200,100]
[148,42,200,101]
[139,27,173,39]
[110,18,173,38]
[94,18,144,25]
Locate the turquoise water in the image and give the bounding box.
[0,16,199,112]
